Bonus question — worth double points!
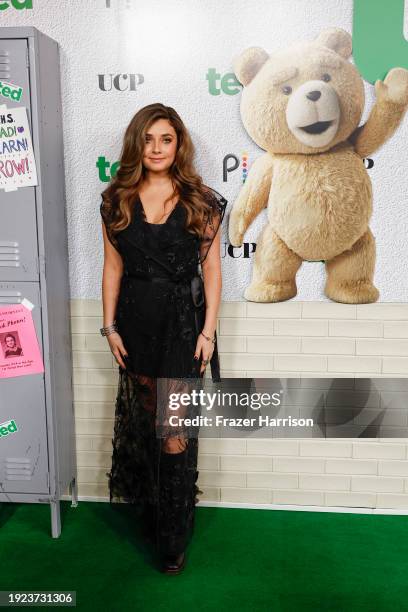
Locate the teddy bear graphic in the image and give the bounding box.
[229,28,408,303]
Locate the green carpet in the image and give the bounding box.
[0,501,407,611]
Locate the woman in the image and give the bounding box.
[100,103,227,574]
[4,333,23,358]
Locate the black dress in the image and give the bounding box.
[100,188,227,556]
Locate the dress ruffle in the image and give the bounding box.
[106,368,203,554]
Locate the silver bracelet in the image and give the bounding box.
[200,331,216,344]
[100,321,118,337]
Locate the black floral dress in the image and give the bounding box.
[100,188,227,556]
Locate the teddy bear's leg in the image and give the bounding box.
[244,224,302,302]
[325,229,379,304]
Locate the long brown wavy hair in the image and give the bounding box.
[101,103,214,245]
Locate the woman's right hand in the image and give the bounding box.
[106,332,128,369]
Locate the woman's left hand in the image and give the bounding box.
[194,332,214,375]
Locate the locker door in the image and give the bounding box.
[0,282,48,495]
[0,38,38,282]
[0,374,49,495]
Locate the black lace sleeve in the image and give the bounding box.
[199,187,228,265]
[100,199,120,252]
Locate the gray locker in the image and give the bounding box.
[0,27,77,537]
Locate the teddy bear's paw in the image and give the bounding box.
[228,231,244,248]
[228,218,245,247]
[378,68,408,106]
[244,281,297,303]
[325,280,379,304]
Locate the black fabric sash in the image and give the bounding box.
[121,233,180,279]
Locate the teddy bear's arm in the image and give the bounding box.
[349,67,408,158]
[228,152,274,247]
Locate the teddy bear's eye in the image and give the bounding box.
[321,73,331,82]
[282,85,292,95]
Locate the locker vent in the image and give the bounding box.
[0,49,10,80]
[0,288,23,304]
[6,457,32,481]
[0,241,20,268]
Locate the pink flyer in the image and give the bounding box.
[0,302,44,378]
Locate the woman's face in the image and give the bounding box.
[5,336,15,348]
[142,118,178,174]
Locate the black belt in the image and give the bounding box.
[124,272,187,284]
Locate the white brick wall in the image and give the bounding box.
[70,299,408,511]
[219,302,408,377]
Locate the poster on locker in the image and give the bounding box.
[0,104,38,192]
[0,302,44,378]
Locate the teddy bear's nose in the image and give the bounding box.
[306,90,321,102]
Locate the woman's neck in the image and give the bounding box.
[143,170,172,185]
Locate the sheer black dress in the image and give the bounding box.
[100,188,227,557]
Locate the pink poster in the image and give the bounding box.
[0,301,44,378]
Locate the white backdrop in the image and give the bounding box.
[2,0,408,301]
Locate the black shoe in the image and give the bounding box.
[161,551,186,574]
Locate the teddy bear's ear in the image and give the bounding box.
[315,27,352,59]
[233,47,269,86]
